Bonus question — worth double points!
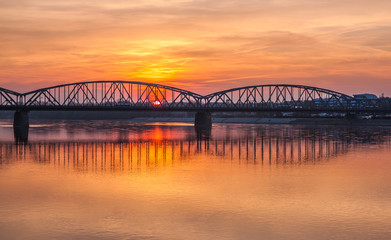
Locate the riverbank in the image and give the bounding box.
[1,109,391,126]
[129,117,391,126]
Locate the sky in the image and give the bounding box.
[1,0,391,95]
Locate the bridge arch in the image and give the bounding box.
[19,80,203,109]
[0,87,20,106]
[203,84,353,110]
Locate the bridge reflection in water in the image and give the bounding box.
[1,125,390,172]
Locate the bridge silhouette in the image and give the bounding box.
[1,81,390,112]
[1,81,391,142]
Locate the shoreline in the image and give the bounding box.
[127,117,391,126]
[2,117,391,126]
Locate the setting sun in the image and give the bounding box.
[152,100,161,106]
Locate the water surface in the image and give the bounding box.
[1,120,391,240]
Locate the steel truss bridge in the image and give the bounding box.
[1,80,391,112]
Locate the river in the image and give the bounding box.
[0,120,390,239]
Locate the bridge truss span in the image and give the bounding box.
[203,84,354,111]
[17,81,203,110]
[0,87,20,107]
[1,81,390,113]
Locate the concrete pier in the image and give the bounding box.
[195,111,212,139]
[13,110,29,143]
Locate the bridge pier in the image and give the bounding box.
[346,112,358,120]
[13,110,29,143]
[195,111,212,139]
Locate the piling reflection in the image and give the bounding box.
[1,125,391,173]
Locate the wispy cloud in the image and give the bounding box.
[0,0,391,94]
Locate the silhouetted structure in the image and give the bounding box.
[2,81,390,112]
[13,110,29,143]
[1,81,391,142]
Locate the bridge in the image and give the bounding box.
[1,81,391,142]
[2,80,391,112]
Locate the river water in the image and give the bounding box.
[0,120,391,240]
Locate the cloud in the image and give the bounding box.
[339,26,391,52]
[0,0,391,95]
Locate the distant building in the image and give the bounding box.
[353,94,378,100]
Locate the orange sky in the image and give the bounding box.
[1,0,391,95]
